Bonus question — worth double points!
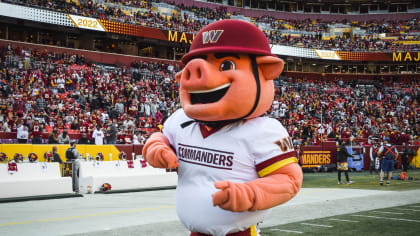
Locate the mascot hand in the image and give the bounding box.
[212,163,302,212]
[142,132,178,168]
[212,181,255,212]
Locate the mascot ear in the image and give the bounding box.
[256,56,284,81]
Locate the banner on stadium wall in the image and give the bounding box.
[314,49,341,60]
[299,146,337,168]
[1,2,420,62]
[67,14,106,32]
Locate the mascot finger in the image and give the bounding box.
[212,189,229,207]
[148,145,179,168]
[143,132,178,168]
[213,182,255,212]
[214,180,231,190]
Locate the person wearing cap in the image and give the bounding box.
[65,141,79,161]
[378,137,398,185]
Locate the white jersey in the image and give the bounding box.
[92,129,104,145]
[163,109,297,236]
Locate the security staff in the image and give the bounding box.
[378,137,398,186]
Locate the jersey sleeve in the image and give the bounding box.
[162,109,183,147]
[249,118,298,177]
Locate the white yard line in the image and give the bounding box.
[270,229,304,234]
[371,211,405,215]
[351,215,420,223]
[300,223,333,228]
[401,208,420,212]
[328,218,359,223]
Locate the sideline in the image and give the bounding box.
[0,205,174,227]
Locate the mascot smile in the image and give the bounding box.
[143,19,302,236]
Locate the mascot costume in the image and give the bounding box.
[143,19,302,236]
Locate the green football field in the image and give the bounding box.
[301,169,420,191]
[262,203,420,236]
[260,169,420,235]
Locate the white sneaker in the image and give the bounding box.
[338,181,344,185]
[347,181,355,185]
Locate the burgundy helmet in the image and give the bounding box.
[182,19,273,65]
[44,151,53,162]
[96,152,104,161]
[28,152,38,163]
[0,152,7,162]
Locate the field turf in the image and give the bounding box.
[259,169,420,235]
[262,204,420,235]
[301,169,420,191]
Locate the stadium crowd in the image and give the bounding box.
[270,77,420,146]
[0,43,419,145]
[4,0,420,52]
[0,44,181,144]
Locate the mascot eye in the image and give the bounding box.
[219,60,236,71]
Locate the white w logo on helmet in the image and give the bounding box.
[202,30,224,44]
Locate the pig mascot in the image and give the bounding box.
[142,19,302,236]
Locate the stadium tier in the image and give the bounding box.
[0,0,419,54]
[0,39,418,146]
[0,0,419,146]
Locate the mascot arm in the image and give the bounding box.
[142,132,179,168]
[212,162,302,212]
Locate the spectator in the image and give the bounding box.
[78,133,90,144]
[36,96,46,112]
[31,119,43,144]
[115,99,125,114]
[132,131,140,144]
[92,125,104,145]
[48,128,59,144]
[58,128,70,144]
[105,119,118,144]
[16,120,29,143]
